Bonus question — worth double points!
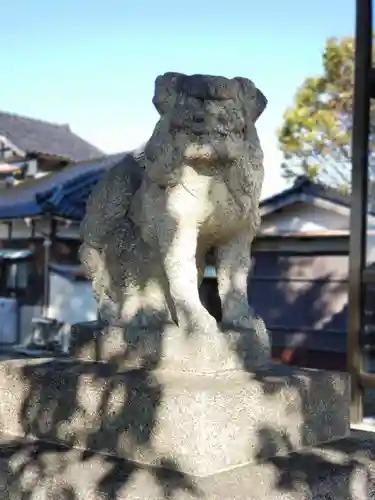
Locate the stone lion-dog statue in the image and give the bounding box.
[80,72,268,345]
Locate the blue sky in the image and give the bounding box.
[0,1,355,198]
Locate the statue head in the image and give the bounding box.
[145,72,267,167]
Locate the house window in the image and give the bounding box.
[6,261,32,292]
[7,261,29,289]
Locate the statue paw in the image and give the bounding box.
[180,309,219,335]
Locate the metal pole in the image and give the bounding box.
[41,218,56,317]
[42,236,51,317]
[347,0,373,423]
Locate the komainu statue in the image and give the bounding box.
[80,72,268,352]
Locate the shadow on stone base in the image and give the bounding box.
[69,319,271,372]
[0,358,349,477]
[1,430,375,499]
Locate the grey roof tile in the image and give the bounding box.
[260,175,351,210]
[0,111,103,161]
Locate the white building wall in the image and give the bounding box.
[260,203,350,233]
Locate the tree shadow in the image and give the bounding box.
[252,378,359,499]
[0,353,203,499]
[258,443,374,499]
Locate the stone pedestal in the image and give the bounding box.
[0,318,351,498]
[0,360,349,474]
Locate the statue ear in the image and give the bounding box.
[234,77,268,122]
[252,88,268,122]
[152,72,182,115]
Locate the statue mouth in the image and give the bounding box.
[182,137,243,164]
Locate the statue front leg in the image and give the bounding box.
[156,222,218,333]
[216,231,254,328]
[216,230,270,368]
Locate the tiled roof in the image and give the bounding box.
[0,151,133,220]
[260,176,351,212]
[0,111,103,161]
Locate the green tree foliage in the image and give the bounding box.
[278,37,375,190]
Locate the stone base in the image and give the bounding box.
[0,359,349,477]
[69,318,271,372]
[1,430,374,499]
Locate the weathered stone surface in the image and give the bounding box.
[80,72,268,350]
[70,318,271,372]
[0,359,349,477]
[69,320,102,362]
[1,429,374,499]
